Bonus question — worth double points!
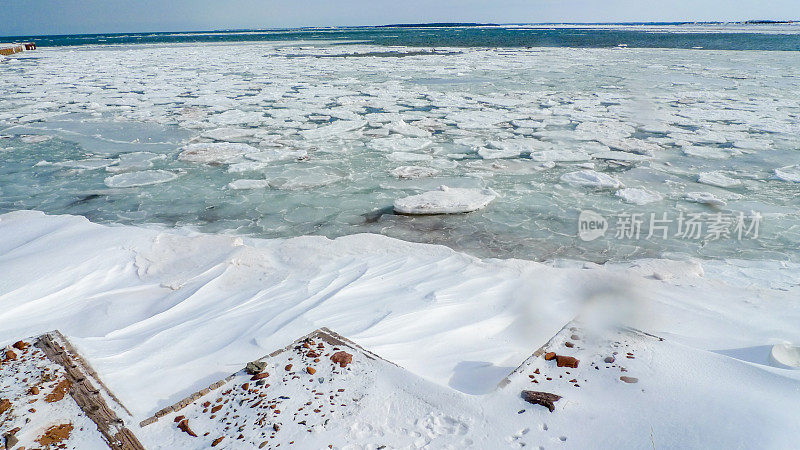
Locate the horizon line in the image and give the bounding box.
[3,19,798,39]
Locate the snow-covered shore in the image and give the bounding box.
[1,210,799,447]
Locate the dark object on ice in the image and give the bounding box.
[620,376,639,384]
[521,390,562,412]
[604,356,615,364]
[556,355,579,368]
[544,352,556,360]
[4,432,19,449]
[245,360,267,375]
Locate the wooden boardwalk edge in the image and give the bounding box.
[35,332,145,450]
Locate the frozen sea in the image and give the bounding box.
[1,25,800,262]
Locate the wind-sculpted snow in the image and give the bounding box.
[0,42,799,261]
[1,212,800,447]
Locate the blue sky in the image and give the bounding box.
[2,0,799,36]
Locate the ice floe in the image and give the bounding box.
[390,166,440,179]
[685,192,727,207]
[561,170,624,190]
[178,142,259,164]
[387,152,433,162]
[55,158,118,170]
[591,151,652,162]
[300,119,367,140]
[394,185,497,214]
[698,171,741,188]
[529,149,591,162]
[386,120,432,138]
[106,152,164,173]
[774,165,800,183]
[227,179,269,190]
[104,170,178,188]
[20,134,53,144]
[616,188,663,205]
[370,137,432,153]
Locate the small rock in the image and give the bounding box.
[285,364,293,371]
[0,398,11,414]
[331,351,353,368]
[12,341,29,351]
[620,376,639,384]
[245,361,267,375]
[212,436,224,447]
[556,355,579,368]
[544,352,556,360]
[28,386,40,395]
[564,342,574,348]
[4,349,17,361]
[306,367,316,375]
[241,383,250,390]
[173,415,185,423]
[604,356,615,364]
[520,390,562,412]
[570,334,580,341]
[251,372,269,381]
[177,419,197,437]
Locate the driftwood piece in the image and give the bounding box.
[521,390,562,412]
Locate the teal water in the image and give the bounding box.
[1,32,799,262]
[5,23,800,51]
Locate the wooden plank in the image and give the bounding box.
[35,332,146,450]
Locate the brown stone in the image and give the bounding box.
[211,405,222,413]
[604,356,615,364]
[306,367,316,375]
[544,352,556,360]
[285,364,293,371]
[330,351,353,368]
[520,390,562,412]
[36,423,73,446]
[177,419,197,437]
[241,383,250,391]
[212,436,224,447]
[12,341,29,351]
[4,349,17,361]
[28,386,40,395]
[555,355,579,368]
[0,398,11,414]
[45,379,71,403]
[251,372,269,381]
[620,376,639,384]
[173,415,185,423]
[564,342,574,348]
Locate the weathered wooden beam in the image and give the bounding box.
[35,332,146,450]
